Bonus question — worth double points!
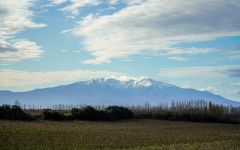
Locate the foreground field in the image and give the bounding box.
[0,120,240,150]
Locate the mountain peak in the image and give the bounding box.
[103,76,150,82]
[103,76,154,87]
[84,76,174,88]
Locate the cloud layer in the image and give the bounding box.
[0,69,121,91]
[227,69,240,78]
[159,65,240,79]
[71,0,240,64]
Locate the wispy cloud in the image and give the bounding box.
[164,47,215,55]
[167,56,187,62]
[52,0,124,14]
[60,0,100,15]
[0,69,122,91]
[70,0,240,64]
[52,0,68,4]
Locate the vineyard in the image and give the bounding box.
[0,120,240,150]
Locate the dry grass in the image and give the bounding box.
[0,120,240,150]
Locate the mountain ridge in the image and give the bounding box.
[0,77,239,106]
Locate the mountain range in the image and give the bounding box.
[0,76,239,106]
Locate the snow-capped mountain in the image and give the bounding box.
[0,77,239,106]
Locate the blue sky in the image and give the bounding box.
[0,0,240,101]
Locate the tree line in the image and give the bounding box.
[130,100,240,123]
[0,100,240,123]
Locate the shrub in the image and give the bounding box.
[0,105,35,120]
[72,106,102,120]
[43,110,65,121]
[105,106,134,121]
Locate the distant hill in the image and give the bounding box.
[0,77,239,106]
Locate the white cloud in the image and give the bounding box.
[0,69,122,91]
[71,0,240,64]
[0,0,46,62]
[0,39,42,62]
[0,0,46,37]
[159,65,240,78]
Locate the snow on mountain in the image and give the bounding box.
[0,77,239,106]
[79,77,174,88]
